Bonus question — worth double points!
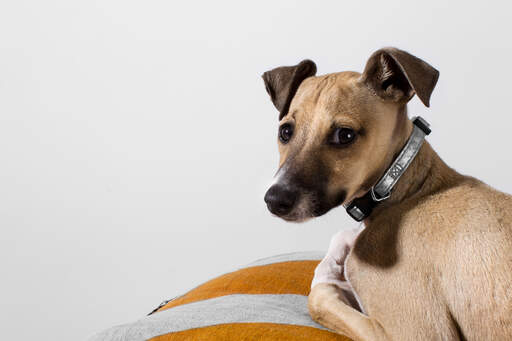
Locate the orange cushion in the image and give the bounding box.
[88,252,352,341]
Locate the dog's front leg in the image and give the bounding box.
[311,228,363,311]
[309,283,388,341]
[309,227,388,340]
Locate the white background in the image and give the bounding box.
[1,1,511,339]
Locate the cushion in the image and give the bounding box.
[88,252,351,341]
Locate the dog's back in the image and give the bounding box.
[398,174,512,339]
[435,178,512,340]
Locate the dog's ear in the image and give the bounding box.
[360,47,439,107]
[262,60,317,120]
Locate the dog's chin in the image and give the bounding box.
[269,199,316,223]
[277,206,332,223]
[279,213,314,223]
[276,193,346,223]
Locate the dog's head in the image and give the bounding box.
[263,48,439,222]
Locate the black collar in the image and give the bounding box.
[345,116,431,222]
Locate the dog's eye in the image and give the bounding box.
[279,123,294,143]
[329,127,356,146]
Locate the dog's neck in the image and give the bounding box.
[364,127,462,226]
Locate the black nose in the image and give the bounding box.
[264,184,298,216]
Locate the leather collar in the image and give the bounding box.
[344,116,431,222]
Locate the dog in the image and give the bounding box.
[262,47,512,340]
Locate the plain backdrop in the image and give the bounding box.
[1,0,511,340]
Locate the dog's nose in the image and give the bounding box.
[264,184,298,216]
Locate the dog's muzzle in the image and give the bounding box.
[264,184,298,216]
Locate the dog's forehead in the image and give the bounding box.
[289,71,364,119]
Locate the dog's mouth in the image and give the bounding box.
[308,190,346,218]
[265,186,346,222]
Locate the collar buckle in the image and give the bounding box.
[370,187,391,202]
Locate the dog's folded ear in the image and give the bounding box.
[262,60,317,120]
[360,47,439,107]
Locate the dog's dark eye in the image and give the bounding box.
[279,123,294,143]
[329,128,356,146]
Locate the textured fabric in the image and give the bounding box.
[88,251,352,341]
[245,251,324,267]
[151,323,347,341]
[90,294,327,340]
[158,260,321,311]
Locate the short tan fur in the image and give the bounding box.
[263,47,512,340]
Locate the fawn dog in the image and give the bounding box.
[262,47,512,340]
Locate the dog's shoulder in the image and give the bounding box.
[420,176,511,228]
[398,176,512,246]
